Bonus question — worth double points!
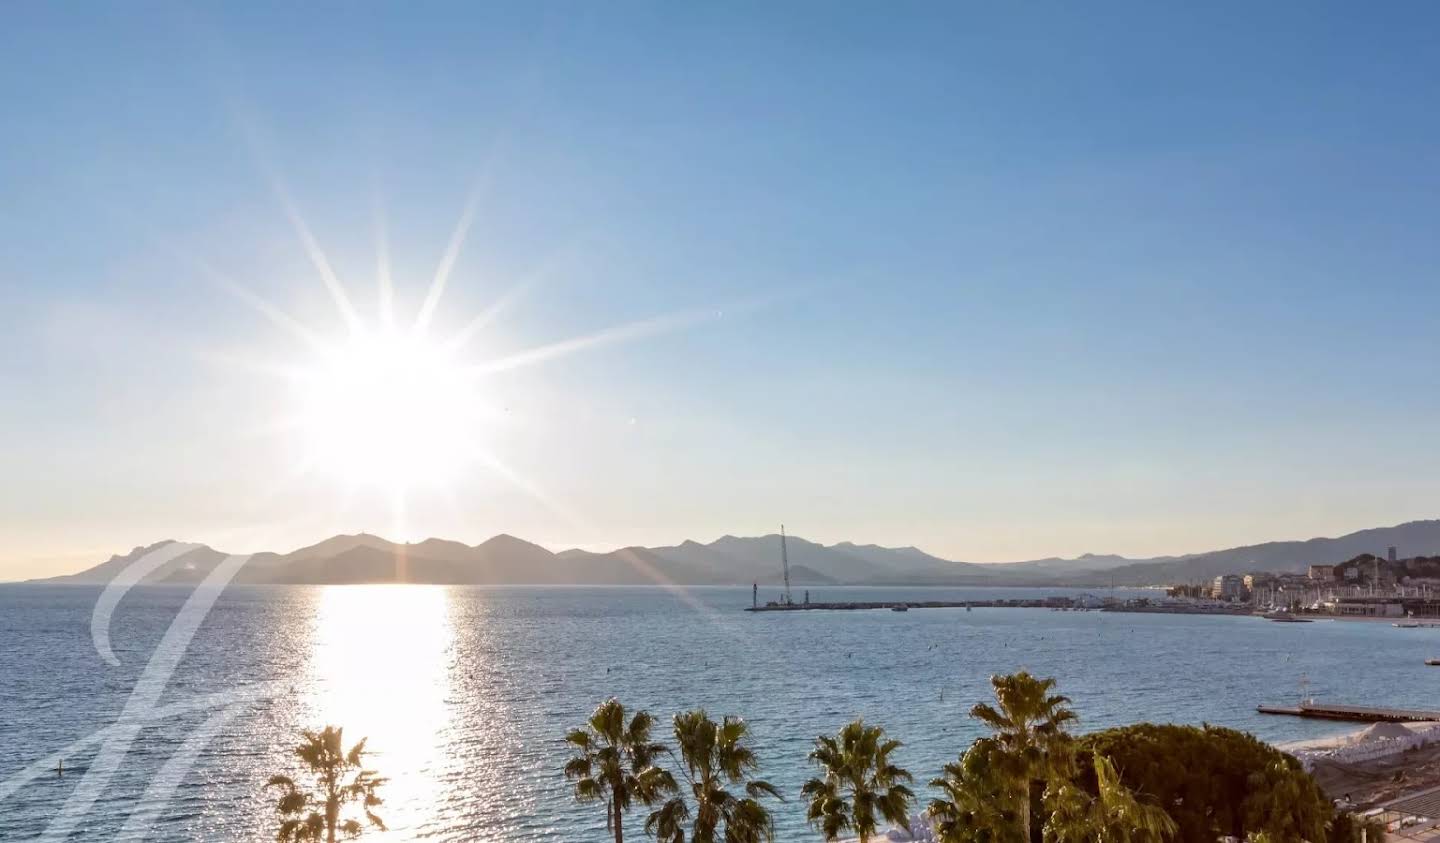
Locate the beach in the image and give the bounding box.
[1280,723,1440,840]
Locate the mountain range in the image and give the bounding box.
[31,519,1440,588]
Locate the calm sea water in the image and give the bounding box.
[2,584,1439,841]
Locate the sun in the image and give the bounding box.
[292,327,488,493]
[206,179,737,532]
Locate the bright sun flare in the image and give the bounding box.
[294,329,488,493]
[216,181,734,532]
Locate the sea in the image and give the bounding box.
[2,583,1438,841]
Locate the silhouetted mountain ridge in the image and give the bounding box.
[29,520,1440,587]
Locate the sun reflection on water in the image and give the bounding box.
[306,585,454,838]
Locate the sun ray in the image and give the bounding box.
[216,277,331,353]
[454,449,730,623]
[273,182,363,334]
[462,446,588,530]
[390,492,410,578]
[445,277,534,356]
[193,349,318,383]
[232,105,362,334]
[373,193,396,330]
[146,229,330,353]
[466,307,721,378]
[450,446,729,622]
[415,184,484,333]
[444,238,587,355]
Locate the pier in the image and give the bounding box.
[1257,702,1440,722]
[745,598,1067,612]
[745,596,1254,615]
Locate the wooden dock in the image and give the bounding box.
[1257,702,1440,722]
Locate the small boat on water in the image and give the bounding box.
[1426,658,1440,666]
[1265,611,1313,623]
[891,605,909,612]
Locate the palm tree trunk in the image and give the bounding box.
[613,797,623,843]
[1020,787,1031,843]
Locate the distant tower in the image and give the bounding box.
[780,525,793,606]
[752,582,757,608]
[1388,546,1398,563]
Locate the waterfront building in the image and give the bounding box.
[1308,564,1335,580]
[1243,573,1276,591]
[1334,596,1440,618]
[1211,574,1246,601]
[1335,597,1405,617]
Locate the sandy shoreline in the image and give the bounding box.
[1279,722,1440,813]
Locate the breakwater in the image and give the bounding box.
[746,598,1077,612]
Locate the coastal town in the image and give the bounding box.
[1153,548,1440,619]
[751,547,1440,622]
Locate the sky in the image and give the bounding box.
[4,2,1440,580]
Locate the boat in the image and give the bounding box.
[891,605,909,612]
[1426,659,1440,666]
[1264,611,1313,623]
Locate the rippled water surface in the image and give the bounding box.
[3,584,1439,841]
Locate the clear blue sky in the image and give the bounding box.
[5,2,1440,578]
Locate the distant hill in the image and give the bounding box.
[28,519,1440,587]
[1080,520,1440,586]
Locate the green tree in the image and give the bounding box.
[1043,755,1177,843]
[968,672,1079,840]
[564,699,677,843]
[265,726,386,843]
[928,736,1027,843]
[645,710,782,843]
[1076,724,1339,842]
[802,719,915,843]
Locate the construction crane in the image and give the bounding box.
[780,524,793,605]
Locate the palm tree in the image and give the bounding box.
[564,698,677,843]
[1043,756,1177,843]
[802,719,914,843]
[968,672,1077,841]
[265,726,386,843]
[646,709,782,843]
[928,737,1027,843]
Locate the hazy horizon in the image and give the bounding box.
[8,3,1440,581]
[15,514,1440,584]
